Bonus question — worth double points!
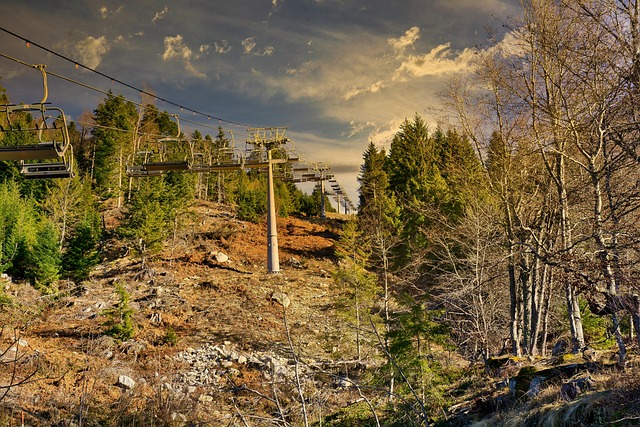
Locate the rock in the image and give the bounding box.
[117,375,136,389]
[286,256,303,268]
[527,376,545,398]
[237,355,247,365]
[214,252,229,263]
[270,291,291,308]
[561,376,594,400]
[17,338,28,347]
[552,339,568,356]
[220,360,233,368]
[336,376,352,388]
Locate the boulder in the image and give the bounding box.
[117,375,136,390]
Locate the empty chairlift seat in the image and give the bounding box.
[20,161,73,179]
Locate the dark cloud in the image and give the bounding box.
[0,0,522,200]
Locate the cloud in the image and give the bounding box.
[75,36,110,68]
[152,6,170,23]
[286,61,316,75]
[392,43,477,79]
[270,0,283,16]
[259,46,275,56]
[214,40,232,54]
[387,26,420,54]
[343,80,386,101]
[242,37,274,56]
[346,120,376,138]
[98,5,124,19]
[242,37,257,54]
[161,35,206,79]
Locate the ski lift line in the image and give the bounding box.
[0,52,247,142]
[0,26,257,129]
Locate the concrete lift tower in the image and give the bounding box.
[246,127,289,274]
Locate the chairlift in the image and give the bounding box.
[143,114,191,172]
[0,65,74,178]
[20,145,75,179]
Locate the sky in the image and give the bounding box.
[0,0,522,207]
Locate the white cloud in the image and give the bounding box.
[269,0,284,16]
[392,43,477,80]
[242,37,257,54]
[259,46,275,56]
[162,35,191,61]
[241,37,274,56]
[75,36,110,68]
[161,35,206,79]
[98,5,124,19]
[214,40,232,54]
[286,61,315,75]
[387,26,420,54]
[152,6,170,23]
[343,80,386,101]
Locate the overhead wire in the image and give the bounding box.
[0,50,249,141]
[0,27,351,203]
[0,25,255,128]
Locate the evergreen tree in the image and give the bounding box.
[28,220,61,294]
[92,93,138,197]
[119,178,170,263]
[63,214,102,281]
[334,219,379,361]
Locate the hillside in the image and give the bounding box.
[0,201,361,426]
[2,201,640,427]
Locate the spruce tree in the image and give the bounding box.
[28,220,62,294]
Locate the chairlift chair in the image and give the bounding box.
[143,114,192,172]
[0,104,71,161]
[20,144,75,179]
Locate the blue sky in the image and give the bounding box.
[0,0,521,205]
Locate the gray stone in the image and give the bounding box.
[214,252,229,263]
[270,291,291,308]
[561,376,594,400]
[117,375,136,389]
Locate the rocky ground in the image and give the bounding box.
[3,201,640,426]
[0,201,364,426]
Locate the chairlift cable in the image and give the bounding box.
[0,51,246,141]
[0,25,256,128]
